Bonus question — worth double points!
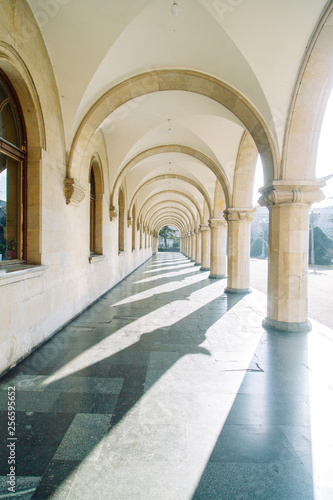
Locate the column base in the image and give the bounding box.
[209,274,227,279]
[200,267,210,272]
[194,263,201,266]
[224,287,252,294]
[262,317,312,333]
[190,259,195,262]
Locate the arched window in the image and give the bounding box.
[0,70,26,261]
[132,204,136,251]
[90,167,96,253]
[118,187,125,253]
[89,157,103,259]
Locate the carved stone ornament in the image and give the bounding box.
[137,221,141,231]
[194,228,200,234]
[258,181,325,208]
[127,217,133,227]
[199,224,210,232]
[224,208,256,222]
[64,178,85,207]
[109,206,118,221]
[208,218,227,229]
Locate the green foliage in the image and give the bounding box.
[309,226,333,265]
[158,226,180,248]
[250,238,268,258]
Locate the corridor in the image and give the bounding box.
[0,253,332,500]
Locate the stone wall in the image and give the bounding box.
[0,1,152,375]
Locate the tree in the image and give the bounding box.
[158,226,179,248]
[309,226,333,265]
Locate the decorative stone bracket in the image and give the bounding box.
[109,206,118,221]
[224,208,256,222]
[64,178,85,207]
[258,181,325,208]
[208,218,227,229]
[199,224,210,232]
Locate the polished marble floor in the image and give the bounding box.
[0,253,333,499]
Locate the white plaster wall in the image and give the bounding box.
[0,0,152,375]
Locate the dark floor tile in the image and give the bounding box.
[225,393,311,426]
[0,445,58,476]
[50,392,118,414]
[209,425,302,464]
[193,462,315,500]
[0,476,41,499]
[0,411,75,446]
[31,460,80,499]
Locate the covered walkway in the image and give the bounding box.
[0,253,332,499]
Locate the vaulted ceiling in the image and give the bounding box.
[26,0,328,232]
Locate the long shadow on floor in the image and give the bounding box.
[192,329,315,500]
[0,255,243,499]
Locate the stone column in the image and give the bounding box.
[224,208,256,294]
[208,219,227,279]
[194,228,201,266]
[190,230,196,262]
[185,233,189,258]
[200,224,210,271]
[259,182,324,332]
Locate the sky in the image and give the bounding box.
[253,89,333,208]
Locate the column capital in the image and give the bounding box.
[258,181,325,208]
[194,228,200,234]
[208,218,227,229]
[199,223,210,232]
[127,216,133,227]
[224,208,256,222]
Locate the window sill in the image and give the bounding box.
[89,254,105,264]
[0,263,48,287]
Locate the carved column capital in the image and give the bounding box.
[137,221,141,231]
[127,217,133,227]
[109,206,118,221]
[258,181,325,208]
[224,208,256,222]
[194,228,200,234]
[64,178,85,207]
[208,218,227,229]
[199,223,210,232]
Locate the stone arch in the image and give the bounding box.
[138,190,203,225]
[0,42,46,264]
[282,3,333,181]
[143,200,196,228]
[110,145,231,208]
[156,218,186,234]
[213,179,226,218]
[150,207,192,230]
[232,131,258,208]
[128,174,213,217]
[68,70,279,184]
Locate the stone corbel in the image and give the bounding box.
[109,206,118,221]
[259,181,325,208]
[199,223,210,232]
[208,218,227,229]
[64,178,85,207]
[224,208,256,222]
